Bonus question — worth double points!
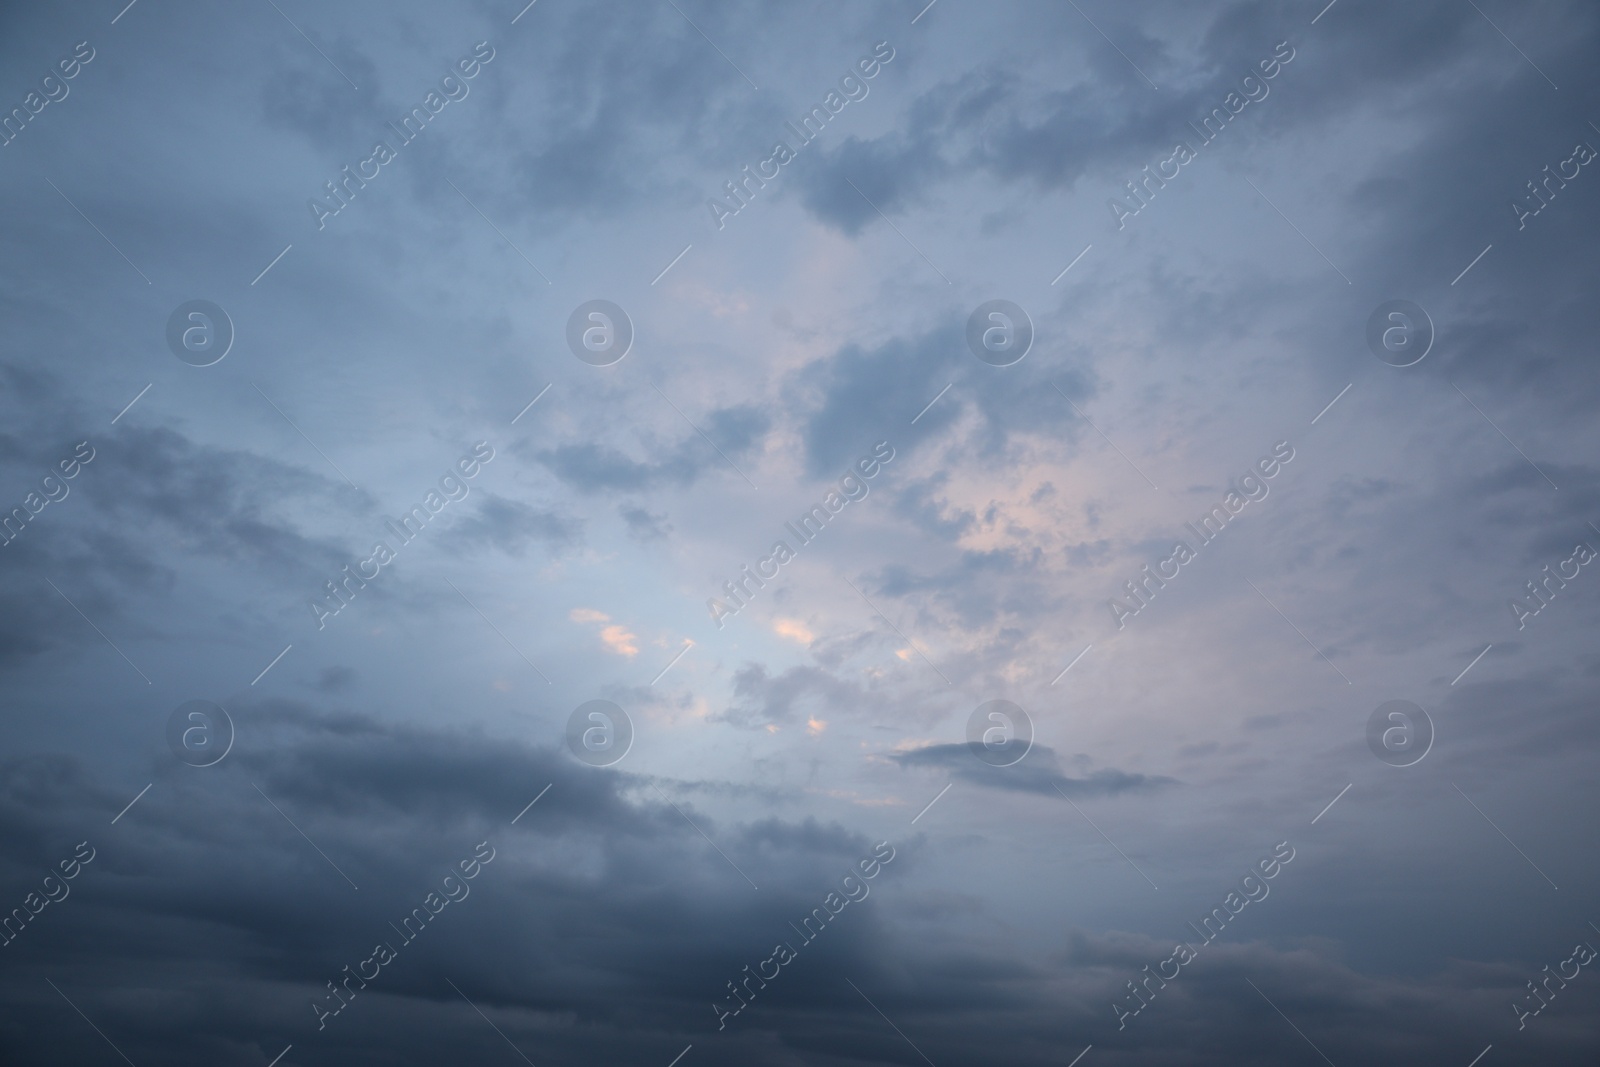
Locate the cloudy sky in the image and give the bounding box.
[3,0,1599,1063]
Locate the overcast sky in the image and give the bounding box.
[2,0,1599,1064]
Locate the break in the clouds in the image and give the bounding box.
[2,0,1599,1064]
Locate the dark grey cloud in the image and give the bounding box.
[892,742,1176,798]
[79,425,355,572]
[793,127,947,235]
[441,492,581,554]
[790,323,1097,480]
[8,705,1586,1067]
[313,664,357,692]
[619,503,671,541]
[0,706,934,1066]
[533,403,768,493]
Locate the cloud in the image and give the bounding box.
[790,324,1097,481]
[717,663,875,730]
[569,608,639,657]
[599,624,639,658]
[533,404,769,494]
[772,618,814,645]
[8,1,1600,1063]
[0,705,942,1066]
[891,742,1176,798]
[619,504,671,541]
[443,494,581,555]
[314,665,357,693]
[793,130,947,236]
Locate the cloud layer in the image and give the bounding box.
[2,0,1599,1064]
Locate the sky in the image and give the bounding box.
[2,0,1599,1064]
